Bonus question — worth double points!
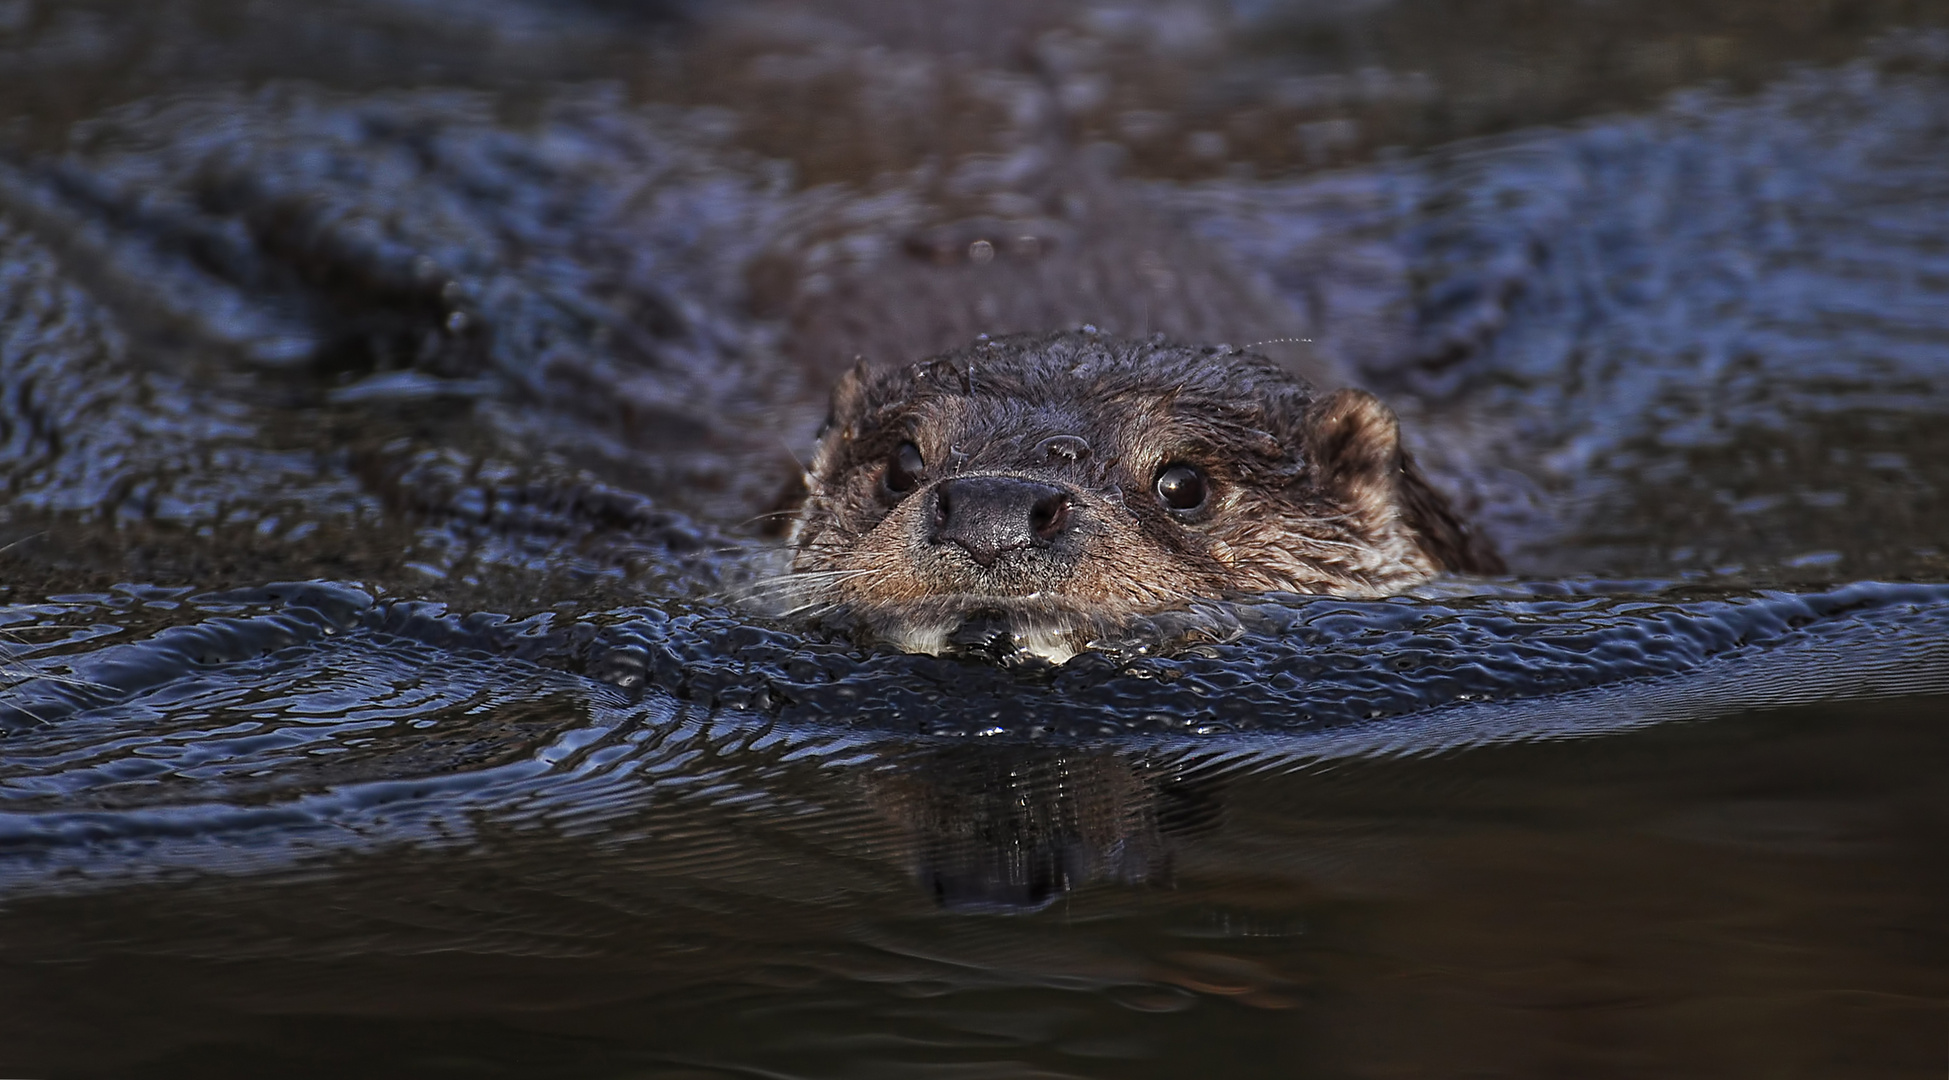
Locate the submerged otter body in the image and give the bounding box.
[786,332,1501,659]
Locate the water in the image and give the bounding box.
[3,1,1949,1076]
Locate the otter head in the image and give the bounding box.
[784,332,1499,660]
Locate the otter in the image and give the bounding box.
[784,331,1502,660]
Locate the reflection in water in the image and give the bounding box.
[866,745,1221,912]
[0,687,1944,1077]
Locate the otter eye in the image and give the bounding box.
[1154,463,1208,512]
[882,441,924,497]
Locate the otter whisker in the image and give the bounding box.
[0,628,113,715]
[737,569,875,592]
[728,569,873,592]
[773,597,851,618]
[1283,534,1376,554]
[725,568,877,604]
[730,510,809,530]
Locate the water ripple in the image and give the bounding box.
[3,579,1945,893]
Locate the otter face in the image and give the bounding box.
[784,332,1498,660]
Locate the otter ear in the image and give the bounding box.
[1302,388,1404,517]
[824,360,875,434]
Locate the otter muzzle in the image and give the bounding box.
[930,476,1073,567]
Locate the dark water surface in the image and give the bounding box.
[3,1,1949,1076]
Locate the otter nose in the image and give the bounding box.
[931,477,1072,567]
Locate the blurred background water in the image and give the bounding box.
[2,1,1949,1076]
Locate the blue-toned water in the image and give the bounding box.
[3,1,1949,1076]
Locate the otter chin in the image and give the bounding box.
[781,331,1502,661]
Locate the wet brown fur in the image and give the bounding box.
[785,331,1501,654]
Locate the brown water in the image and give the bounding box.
[3,1,1949,1076]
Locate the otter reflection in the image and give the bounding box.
[863,743,1224,912]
